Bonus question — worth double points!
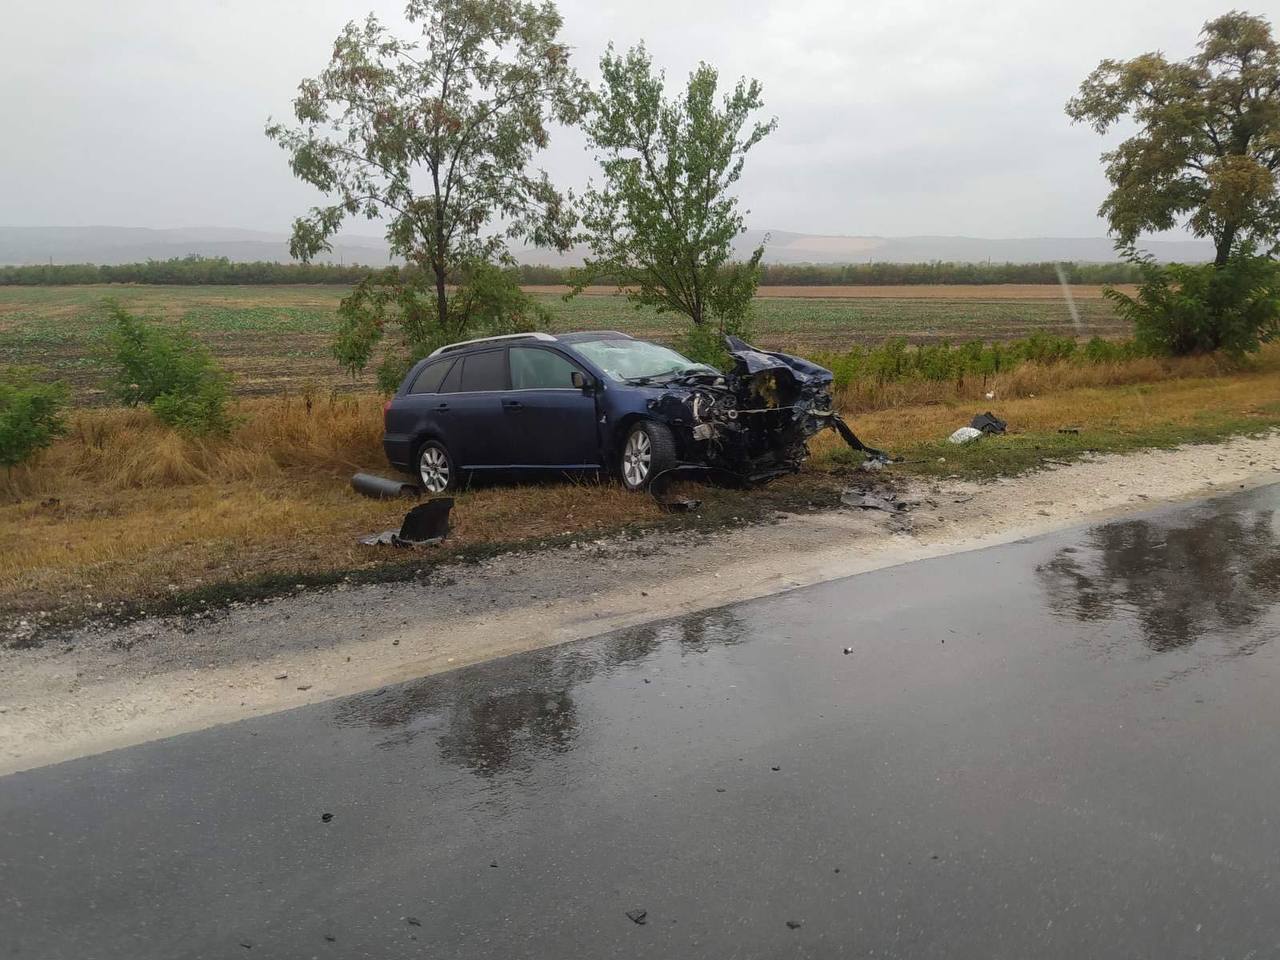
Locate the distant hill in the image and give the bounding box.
[0,226,394,267]
[0,225,1216,267]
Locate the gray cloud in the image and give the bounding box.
[1,0,1246,239]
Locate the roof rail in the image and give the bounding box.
[428,332,557,358]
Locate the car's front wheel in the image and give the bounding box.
[620,421,676,491]
[416,440,456,494]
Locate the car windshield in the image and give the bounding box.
[572,338,717,383]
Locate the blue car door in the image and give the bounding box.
[388,357,456,467]
[439,348,510,467]
[506,346,601,467]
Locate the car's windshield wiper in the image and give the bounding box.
[623,366,684,386]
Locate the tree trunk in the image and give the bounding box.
[434,259,448,333]
[431,165,448,331]
[1215,224,1238,267]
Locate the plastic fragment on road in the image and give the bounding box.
[948,426,983,445]
[841,490,908,513]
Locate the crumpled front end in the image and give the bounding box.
[654,336,885,484]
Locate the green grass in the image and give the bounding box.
[0,283,1131,402]
[545,292,1124,347]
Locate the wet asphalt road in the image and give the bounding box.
[3,486,1280,959]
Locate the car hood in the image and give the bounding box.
[619,339,833,399]
[723,335,834,388]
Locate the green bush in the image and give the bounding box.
[0,367,68,472]
[149,384,233,435]
[674,323,729,369]
[1105,250,1280,357]
[335,261,556,392]
[104,305,233,435]
[674,311,759,371]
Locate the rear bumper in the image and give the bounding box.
[383,435,415,473]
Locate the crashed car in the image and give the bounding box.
[382,330,884,493]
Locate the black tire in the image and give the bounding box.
[619,420,676,491]
[415,439,457,493]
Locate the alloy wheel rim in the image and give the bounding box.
[623,430,651,487]
[420,447,450,493]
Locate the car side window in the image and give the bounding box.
[410,359,451,394]
[458,350,507,392]
[438,357,463,393]
[509,347,580,389]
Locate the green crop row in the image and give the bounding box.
[810,334,1149,388]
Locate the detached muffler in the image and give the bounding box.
[351,472,420,500]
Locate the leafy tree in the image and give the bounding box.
[104,306,233,435]
[334,262,553,391]
[0,368,68,475]
[1105,245,1280,356]
[1066,11,1280,265]
[576,44,777,330]
[266,0,587,331]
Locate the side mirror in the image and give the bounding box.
[571,371,595,392]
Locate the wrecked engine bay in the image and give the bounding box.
[649,335,887,484]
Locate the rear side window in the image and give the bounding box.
[510,347,579,389]
[410,359,452,394]
[458,350,507,392]
[439,358,463,393]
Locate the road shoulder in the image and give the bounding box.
[2,432,1277,775]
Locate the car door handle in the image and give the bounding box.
[502,399,523,411]
[435,402,450,413]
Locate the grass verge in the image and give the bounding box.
[814,353,1280,478]
[3,347,1278,641]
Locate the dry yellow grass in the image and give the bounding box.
[0,393,668,620]
[2,347,1277,624]
[808,348,1280,468]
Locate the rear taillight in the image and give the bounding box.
[383,398,393,425]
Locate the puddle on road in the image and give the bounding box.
[1037,497,1280,653]
[331,609,745,776]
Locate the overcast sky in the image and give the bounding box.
[1,0,1251,239]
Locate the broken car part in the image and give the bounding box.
[640,335,890,486]
[841,490,909,513]
[351,472,421,500]
[970,412,1007,435]
[360,498,454,548]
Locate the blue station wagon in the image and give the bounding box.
[382,331,879,493]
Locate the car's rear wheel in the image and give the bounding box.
[416,440,456,493]
[620,421,675,491]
